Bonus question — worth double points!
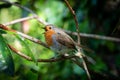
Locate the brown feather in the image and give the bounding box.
[55,32,76,49]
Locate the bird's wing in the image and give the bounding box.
[53,28,93,52]
[54,32,76,49]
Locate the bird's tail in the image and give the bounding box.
[75,43,94,53]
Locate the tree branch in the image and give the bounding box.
[1,0,47,25]
[0,24,49,48]
[65,30,120,42]
[4,16,36,26]
[8,44,77,62]
[64,0,81,44]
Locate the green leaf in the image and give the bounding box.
[0,34,15,76]
[14,34,37,64]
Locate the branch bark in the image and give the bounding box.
[8,44,77,62]
[65,30,120,42]
[1,0,47,25]
[64,0,81,44]
[0,24,48,48]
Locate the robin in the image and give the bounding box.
[43,24,92,55]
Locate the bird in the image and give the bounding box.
[43,24,77,54]
[43,24,92,55]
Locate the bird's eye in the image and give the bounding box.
[44,25,52,31]
[49,27,51,29]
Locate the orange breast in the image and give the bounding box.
[44,30,55,46]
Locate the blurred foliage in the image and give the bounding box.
[0,0,120,80]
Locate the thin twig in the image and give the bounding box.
[64,0,80,44]
[65,30,120,42]
[4,16,36,26]
[81,57,91,80]
[76,51,92,80]
[0,24,48,48]
[16,31,49,48]
[8,44,31,60]
[8,44,77,62]
[1,0,47,25]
